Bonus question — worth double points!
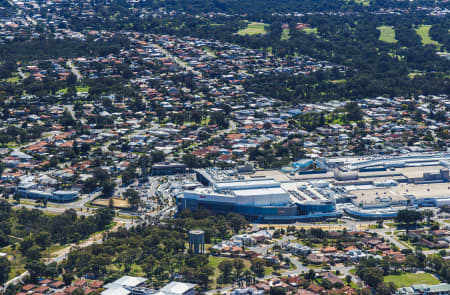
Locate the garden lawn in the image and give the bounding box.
[384,273,440,288]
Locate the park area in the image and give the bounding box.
[415,25,441,47]
[384,272,440,288]
[377,26,397,43]
[237,22,268,36]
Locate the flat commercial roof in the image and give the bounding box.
[397,165,446,179]
[233,187,288,197]
[243,170,291,182]
[189,187,234,197]
[281,182,328,202]
[288,171,335,181]
[351,182,450,204]
[334,175,406,185]
[215,179,279,190]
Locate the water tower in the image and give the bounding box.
[189,229,205,254]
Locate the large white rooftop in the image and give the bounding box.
[159,282,196,295]
[215,179,279,191]
[232,187,287,197]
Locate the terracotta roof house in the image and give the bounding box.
[50,281,65,288]
[74,279,87,288]
[307,254,330,264]
[319,272,341,285]
[39,279,52,285]
[321,247,337,253]
[33,286,50,293]
[22,284,36,292]
[64,286,81,294]
[376,243,391,251]
[90,280,104,288]
[308,284,325,294]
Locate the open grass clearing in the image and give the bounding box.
[5,75,20,83]
[409,72,426,78]
[302,27,318,35]
[384,272,440,288]
[237,22,268,36]
[353,0,371,5]
[281,28,290,40]
[377,26,397,43]
[415,25,441,46]
[76,86,90,93]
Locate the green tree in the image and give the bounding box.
[234,258,245,279]
[26,245,42,260]
[270,287,286,295]
[19,236,34,255]
[25,260,46,282]
[345,275,352,285]
[63,272,74,285]
[13,194,20,204]
[250,258,265,277]
[124,189,140,209]
[345,102,363,121]
[305,269,316,281]
[101,180,115,197]
[121,164,137,185]
[60,108,76,127]
[219,260,234,283]
[227,213,248,233]
[423,209,434,223]
[196,265,214,289]
[82,177,98,194]
[35,231,51,249]
[376,282,396,295]
[359,267,383,288]
[0,256,11,285]
[396,209,422,233]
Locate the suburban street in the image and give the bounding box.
[66,60,82,80]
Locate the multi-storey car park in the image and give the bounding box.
[176,152,450,222]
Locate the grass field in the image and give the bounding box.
[377,26,397,43]
[302,27,318,35]
[415,25,441,46]
[384,273,440,288]
[237,22,268,36]
[354,0,370,5]
[76,86,90,93]
[281,28,290,40]
[6,75,20,83]
[408,72,425,78]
